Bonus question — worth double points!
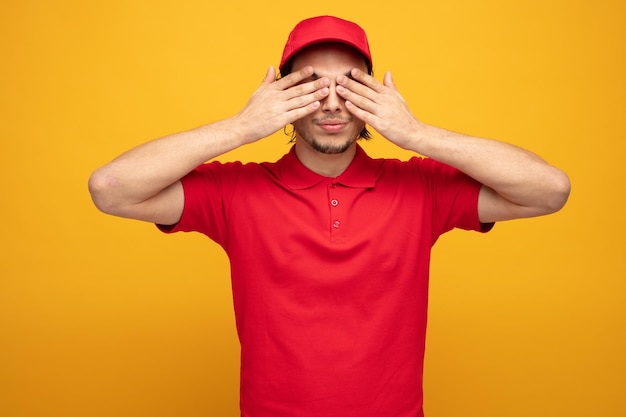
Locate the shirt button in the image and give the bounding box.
[331,199,339,207]
[333,220,341,229]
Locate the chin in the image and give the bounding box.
[310,138,355,154]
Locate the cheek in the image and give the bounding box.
[352,120,366,137]
[292,116,311,135]
[292,119,303,135]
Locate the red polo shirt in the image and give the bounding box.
[159,144,490,417]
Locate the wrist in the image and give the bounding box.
[399,120,436,155]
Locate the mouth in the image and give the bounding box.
[318,119,348,132]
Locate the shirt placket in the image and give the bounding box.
[328,182,347,244]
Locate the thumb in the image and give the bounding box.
[262,66,276,84]
[383,71,395,89]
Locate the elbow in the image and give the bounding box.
[88,168,122,215]
[543,169,571,214]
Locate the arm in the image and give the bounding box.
[336,69,570,223]
[88,66,331,225]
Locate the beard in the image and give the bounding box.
[294,117,364,155]
[308,137,355,154]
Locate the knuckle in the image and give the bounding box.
[291,83,309,96]
[291,94,310,108]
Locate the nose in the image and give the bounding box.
[321,81,343,113]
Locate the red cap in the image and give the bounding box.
[279,16,372,72]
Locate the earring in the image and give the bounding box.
[283,124,296,142]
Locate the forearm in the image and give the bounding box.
[88,117,247,213]
[407,124,570,214]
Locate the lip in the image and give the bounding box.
[318,121,347,132]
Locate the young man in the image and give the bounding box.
[89,15,570,417]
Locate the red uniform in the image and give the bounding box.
[159,144,491,417]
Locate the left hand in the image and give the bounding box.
[336,69,423,150]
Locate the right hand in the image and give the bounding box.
[234,66,330,143]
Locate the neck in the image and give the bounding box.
[294,141,357,177]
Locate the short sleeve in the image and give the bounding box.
[156,161,243,247]
[415,157,494,239]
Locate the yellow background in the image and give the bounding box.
[1,0,624,416]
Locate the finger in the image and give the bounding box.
[286,100,321,122]
[383,71,406,102]
[275,65,315,89]
[336,72,379,103]
[344,99,377,126]
[274,67,329,103]
[285,86,329,112]
[383,71,394,88]
[284,79,330,103]
[383,71,403,96]
[350,68,385,92]
[336,82,376,112]
[262,66,276,85]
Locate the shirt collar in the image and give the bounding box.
[278,144,379,190]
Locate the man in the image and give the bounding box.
[89,15,570,417]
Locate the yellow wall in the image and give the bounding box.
[1,0,624,416]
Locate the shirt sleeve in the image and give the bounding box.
[415,157,494,239]
[156,161,243,247]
